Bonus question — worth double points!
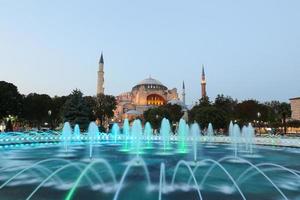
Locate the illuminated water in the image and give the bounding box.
[0,119,299,200]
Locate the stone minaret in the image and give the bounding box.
[201,65,207,98]
[97,52,104,95]
[182,81,186,105]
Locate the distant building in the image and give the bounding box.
[290,97,300,120]
[114,77,179,121]
[96,53,208,121]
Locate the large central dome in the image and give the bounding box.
[132,77,168,91]
[136,77,164,86]
[116,76,179,120]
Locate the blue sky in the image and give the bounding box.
[0,0,299,104]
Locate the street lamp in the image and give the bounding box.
[257,112,261,135]
[48,110,52,130]
[257,112,261,118]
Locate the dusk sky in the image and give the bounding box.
[0,0,299,104]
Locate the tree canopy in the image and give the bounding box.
[0,81,23,118]
[92,94,117,126]
[63,90,91,130]
[189,95,293,134]
[50,96,68,128]
[189,96,228,129]
[0,81,297,133]
[22,93,52,127]
[144,103,183,130]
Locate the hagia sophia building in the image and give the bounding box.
[96,53,207,121]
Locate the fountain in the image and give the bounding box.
[160,118,171,152]
[111,123,120,143]
[207,123,214,142]
[131,119,143,155]
[122,119,130,137]
[232,124,241,158]
[87,122,99,158]
[0,118,299,200]
[177,119,188,153]
[61,122,72,151]
[122,119,130,151]
[73,124,81,142]
[191,122,201,162]
[144,122,153,148]
[246,123,255,154]
[229,121,234,138]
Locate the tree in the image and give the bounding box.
[287,120,300,128]
[213,94,238,129]
[63,90,90,130]
[51,96,68,128]
[264,101,281,124]
[278,102,291,135]
[144,107,169,130]
[214,95,237,118]
[189,96,212,122]
[162,104,183,124]
[5,119,13,132]
[0,81,23,118]
[263,101,291,134]
[143,103,183,130]
[189,95,239,130]
[22,93,52,128]
[235,100,269,125]
[198,96,211,107]
[93,94,117,126]
[83,96,97,121]
[190,106,227,129]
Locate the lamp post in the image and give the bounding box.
[48,110,52,130]
[257,112,261,135]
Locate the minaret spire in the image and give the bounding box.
[201,65,207,98]
[182,81,186,105]
[99,52,104,64]
[97,52,105,95]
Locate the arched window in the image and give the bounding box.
[147,94,166,106]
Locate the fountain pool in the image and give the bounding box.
[0,120,299,200]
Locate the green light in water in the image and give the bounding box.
[65,160,115,200]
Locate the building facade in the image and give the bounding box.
[114,77,179,121]
[290,97,300,120]
[96,54,208,122]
